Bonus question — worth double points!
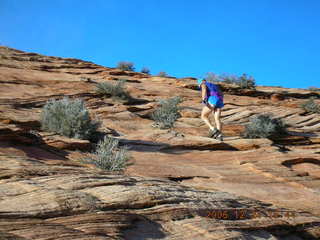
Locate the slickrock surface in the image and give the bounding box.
[1,46,320,239]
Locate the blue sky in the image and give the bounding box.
[1,0,319,89]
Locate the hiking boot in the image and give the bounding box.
[208,128,219,138]
[215,133,224,141]
[213,129,221,138]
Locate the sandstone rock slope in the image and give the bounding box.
[1,46,320,239]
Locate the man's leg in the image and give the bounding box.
[214,108,222,131]
[201,105,215,130]
[213,108,223,141]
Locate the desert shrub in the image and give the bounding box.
[141,67,150,74]
[84,135,129,171]
[204,72,220,83]
[308,87,320,92]
[40,97,100,139]
[243,114,287,139]
[219,73,239,84]
[151,96,182,129]
[117,61,135,71]
[220,74,238,84]
[158,71,168,77]
[95,79,131,100]
[301,97,320,114]
[238,73,256,89]
[204,72,256,89]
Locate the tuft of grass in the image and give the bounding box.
[243,114,287,139]
[84,135,129,171]
[151,96,182,129]
[301,97,320,114]
[95,79,131,100]
[141,67,150,74]
[40,97,100,140]
[117,61,135,71]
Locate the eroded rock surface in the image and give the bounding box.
[1,143,320,239]
[1,46,320,239]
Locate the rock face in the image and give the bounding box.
[1,46,320,239]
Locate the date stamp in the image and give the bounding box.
[199,209,296,220]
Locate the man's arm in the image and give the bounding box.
[201,83,207,101]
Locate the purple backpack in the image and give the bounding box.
[205,82,223,101]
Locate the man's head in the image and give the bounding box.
[197,78,206,86]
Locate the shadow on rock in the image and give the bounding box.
[122,214,167,240]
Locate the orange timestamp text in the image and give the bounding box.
[203,209,296,220]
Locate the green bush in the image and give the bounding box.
[308,87,320,92]
[207,72,256,89]
[95,79,131,100]
[219,73,239,84]
[117,61,135,71]
[158,71,168,77]
[141,67,150,74]
[301,98,320,114]
[238,73,256,89]
[40,97,100,139]
[204,72,220,82]
[84,135,129,171]
[151,96,182,129]
[243,114,287,139]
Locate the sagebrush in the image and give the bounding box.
[204,72,220,82]
[158,71,168,77]
[151,96,182,129]
[308,87,320,92]
[141,67,150,74]
[217,73,239,84]
[243,114,287,139]
[95,79,131,100]
[301,98,320,114]
[237,74,256,89]
[117,61,135,71]
[40,97,100,139]
[84,135,129,171]
[204,72,256,89]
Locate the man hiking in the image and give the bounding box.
[198,78,224,141]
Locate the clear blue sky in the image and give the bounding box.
[1,0,319,89]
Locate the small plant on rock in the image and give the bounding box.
[308,86,320,92]
[40,97,100,140]
[301,97,320,114]
[243,114,287,139]
[158,71,168,77]
[204,72,256,89]
[205,72,220,83]
[219,73,239,84]
[151,96,182,129]
[117,61,135,71]
[141,67,150,74]
[84,135,129,171]
[238,73,256,89]
[95,79,131,100]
